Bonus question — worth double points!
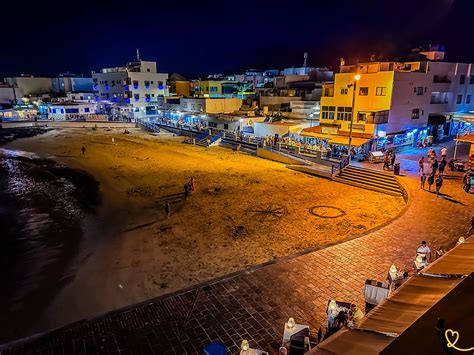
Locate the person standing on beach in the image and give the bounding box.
[164,201,171,219]
[184,183,190,200]
[81,146,86,157]
[112,137,115,145]
[190,177,196,193]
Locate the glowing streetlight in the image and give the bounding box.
[348,73,361,164]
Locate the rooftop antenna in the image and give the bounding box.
[303,52,308,67]
[136,49,140,61]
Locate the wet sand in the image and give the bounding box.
[2,127,405,341]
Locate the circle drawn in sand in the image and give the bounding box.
[309,205,346,219]
[248,203,287,222]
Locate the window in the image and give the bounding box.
[467,94,471,104]
[359,87,369,96]
[430,92,449,104]
[457,95,463,104]
[191,104,195,110]
[323,87,334,97]
[84,107,90,113]
[376,87,386,96]
[321,106,336,119]
[133,80,139,89]
[336,107,352,121]
[415,87,424,95]
[224,124,229,130]
[134,94,140,101]
[460,75,466,84]
[144,80,150,88]
[208,122,217,128]
[158,81,164,89]
[340,88,348,95]
[470,75,474,84]
[146,68,150,72]
[412,109,420,119]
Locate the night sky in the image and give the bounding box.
[2,0,473,79]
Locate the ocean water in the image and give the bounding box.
[0,149,99,342]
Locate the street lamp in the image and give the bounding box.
[348,74,361,164]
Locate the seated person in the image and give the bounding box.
[416,241,430,261]
[335,311,348,329]
[348,304,365,325]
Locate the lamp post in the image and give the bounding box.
[348,74,361,164]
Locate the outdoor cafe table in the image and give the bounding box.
[326,300,352,329]
[282,322,310,348]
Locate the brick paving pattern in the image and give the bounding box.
[2,147,472,354]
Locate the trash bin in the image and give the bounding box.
[394,162,400,175]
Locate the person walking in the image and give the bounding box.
[81,146,86,157]
[420,173,427,190]
[441,146,448,160]
[431,159,439,175]
[390,152,396,170]
[383,154,390,170]
[164,201,171,219]
[184,183,190,200]
[439,158,447,175]
[427,173,435,192]
[463,171,471,193]
[418,156,424,174]
[435,175,443,196]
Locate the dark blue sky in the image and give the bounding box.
[1,0,472,79]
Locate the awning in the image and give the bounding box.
[356,275,462,335]
[423,240,474,276]
[329,136,372,147]
[455,133,474,144]
[308,327,393,354]
[300,131,336,140]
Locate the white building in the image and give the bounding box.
[47,102,98,120]
[92,59,168,118]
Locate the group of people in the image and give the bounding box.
[382,149,397,170]
[419,147,448,196]
[326,303,365,338]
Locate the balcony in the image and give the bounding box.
[433,75,451,84]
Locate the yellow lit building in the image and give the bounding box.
[192,80,225,97]
[174,81,190,96]
[319,71,394,138]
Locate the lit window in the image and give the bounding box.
[376,87,386,96]
[321,106,336,119]
[336,107,352,121]
[412,109,420,119]
[359,87,369,96]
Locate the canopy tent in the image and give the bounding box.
[356,275,462,335]
[311,328,393,354]
[422,240,474,276]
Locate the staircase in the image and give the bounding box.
[334,165,404,197]
[196,132,223,147]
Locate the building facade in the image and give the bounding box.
[320,59,474,150]
[92,60,168,118]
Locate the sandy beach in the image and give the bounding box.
[3,127,405,339]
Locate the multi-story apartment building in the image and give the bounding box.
[92,59,168,118]
[319,54,474,150]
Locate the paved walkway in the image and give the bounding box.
[2,144,472,355]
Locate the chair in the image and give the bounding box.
[289,327,310,355]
